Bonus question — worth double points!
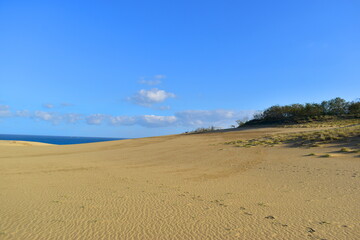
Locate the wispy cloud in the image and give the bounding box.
[139,79,161,86]
[138,74,166,85]
[85,114,108,125]
[64,113,83,123]
[60,103,74,107]
[33,111,83,125]
[108,115,176,127]
[1,105,257,129]
[108,110,254,128]
[43,103,74,109]
[128,88,176,107]
[138,115,177,127]
[175,109,257,127]
[154,74,166,79]
[34,111,57,121]
[0,105,11,117]
[43,104,55,109]
[15,110,31,117]
[108,116,136,126]
[156,105,171,111]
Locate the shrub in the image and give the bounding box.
[241,97,359,126]
[187,126,219,134]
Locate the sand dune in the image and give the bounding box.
[0,127,359,239]
[0,140,52,147]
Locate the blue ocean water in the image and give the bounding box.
[0,134,125,145]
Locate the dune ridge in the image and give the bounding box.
[0,140,52,147]
[0,127,359,239]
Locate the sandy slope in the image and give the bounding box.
[0,127,359,240]
[0,140,51,146]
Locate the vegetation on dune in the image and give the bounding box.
[340,147,352,152]
[186,126,219,134]
[339,147,359,153]
[186,97,359,135]
[226,97,360,149]
[242,97,360,127]
[279,118,360,128]
[225,125,360,148]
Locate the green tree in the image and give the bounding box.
[321,98,348,115]
[348,100,360,114]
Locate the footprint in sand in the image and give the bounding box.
[306,227,328,240]
[306,227,316,233]
[257,202,269,207]
[210,199,227,207]
[238,206,253,215]
[264,216,288,227]
[271,221,288,227]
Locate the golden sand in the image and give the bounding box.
[0,127,359,239]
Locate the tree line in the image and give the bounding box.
[245,97,360,125]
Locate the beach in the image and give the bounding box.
[1,127,359,239]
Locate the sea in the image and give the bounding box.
[0,134,125,145]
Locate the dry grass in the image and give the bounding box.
[225,125,360,148]
[340,147,352,152]
[280,119,360,128]
[186,126,219,134]
[339,147,360,153]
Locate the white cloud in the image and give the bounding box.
[109,116,136,126]
[83,114,176,128]
[128,88,176,107]
[139,79,162,86]
[108,115,177,127]
[138,74,166,85]
[104,110,255,128]
[33,111,60,124]
[1,104,258,129]
[86,114,108,125]
[43,103,55,109]
[0,105,11,117]
[32,111,83,124]
[154,74,166,79]
[61,103,74,107]
[34,111,54,121]
[138,115,177,127]
[15,110,31,117]
[176,109,258,128]
[43,103,74,108]
[156,105,171,111]
[64,113,83,123]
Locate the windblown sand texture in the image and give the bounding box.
[1,127,359,239]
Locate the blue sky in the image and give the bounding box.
[0,0,359,138]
